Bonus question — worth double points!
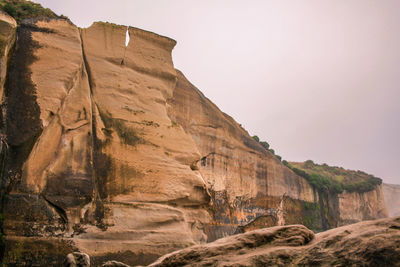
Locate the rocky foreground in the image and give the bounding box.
[148,216,400,267]
[65,217,400,266]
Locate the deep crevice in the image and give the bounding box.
[40,194,68,225]
[318,191,329,230]
[78,29,109,229]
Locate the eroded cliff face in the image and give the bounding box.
[0,15,388,266]
[383,183,400,217]
[77,22,210,263]
[167,70,388,237]
[168,70,321,239]
[338,185,388,225]
[1,18,210,266]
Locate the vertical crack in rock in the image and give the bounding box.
[41,194,68,226]
[79,29,106,228]
[318,191,329,230]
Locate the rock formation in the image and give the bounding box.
[0,7,389,266]
[168,71,388,237]
[0,17,210,266]
[64,252,90,267]
[102,261,129,267]
[383,183,400,217]
[149,216,400,266]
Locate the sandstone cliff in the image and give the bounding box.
[0,10,389,266]
[383,183,400,217]
[0,17,211,266]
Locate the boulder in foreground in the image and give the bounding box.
[149,216,400,266]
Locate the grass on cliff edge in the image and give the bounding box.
[0,0,68,22]
[250,135,381,194]
[287,160,382,194]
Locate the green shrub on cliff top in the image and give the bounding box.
[0,0,68,22]
[343,176,381,193]
[288,161,382,194]
[252,135,281,161]
[252,135,260,142]
[259,141,270,150]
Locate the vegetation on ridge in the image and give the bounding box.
[252,135,282,161]
[250,133,381,194]
[0,0,68,22]
[287,160,382,194]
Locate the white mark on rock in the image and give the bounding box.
[276,193,286,226]
[121,27,130,65]
[125,26,130,47]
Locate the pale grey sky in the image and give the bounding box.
[35,0,400,184]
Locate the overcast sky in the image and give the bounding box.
[34,0,400,184]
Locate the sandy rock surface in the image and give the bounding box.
[383,183,400,217]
